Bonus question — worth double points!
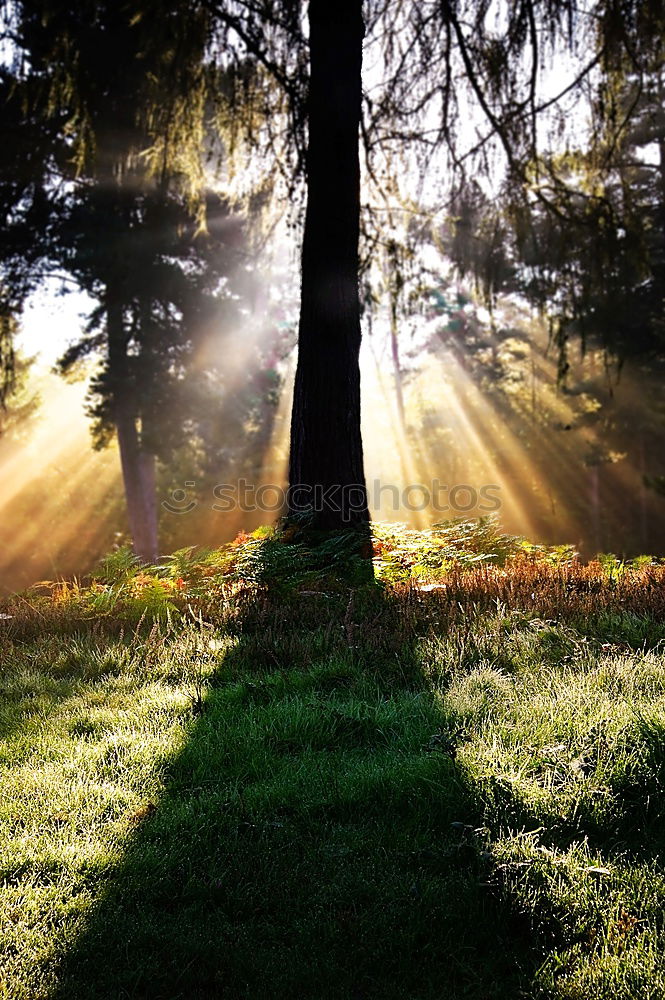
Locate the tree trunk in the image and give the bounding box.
[288,0,369,529]
[390,305,407,434]
[107,291,159,563]
[589,464,600,555]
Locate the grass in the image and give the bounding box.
[1,520,664,998]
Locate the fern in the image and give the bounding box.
[94,546,140,585]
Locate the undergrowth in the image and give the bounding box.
[2,516,663,635]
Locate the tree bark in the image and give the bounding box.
[390,305,407,434]
[288,0,369,529]
[107,291,159,563]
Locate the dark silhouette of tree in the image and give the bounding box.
[0,61,61,404]
[1,2,247,560]
[444,6,665,375]
[53,185,245,561]
[288,0,368,528]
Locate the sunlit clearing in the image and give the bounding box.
[360,310,664,556]
[360,329,546,537]
[361,337,429,529]
[0,375,121,592]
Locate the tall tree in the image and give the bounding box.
[288,0,368,527]
[1,1,244,560]
[53,185,243,561]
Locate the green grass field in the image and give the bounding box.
[1,522,665,998]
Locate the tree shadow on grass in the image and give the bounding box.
[50,582,542,1000]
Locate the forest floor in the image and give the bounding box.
[1,520,665,999]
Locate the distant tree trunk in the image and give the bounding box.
[638,429,648,549]
[390,305,407,434]
[589,463,600,555]
[288,0,369,529]
[107,291,159,562]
